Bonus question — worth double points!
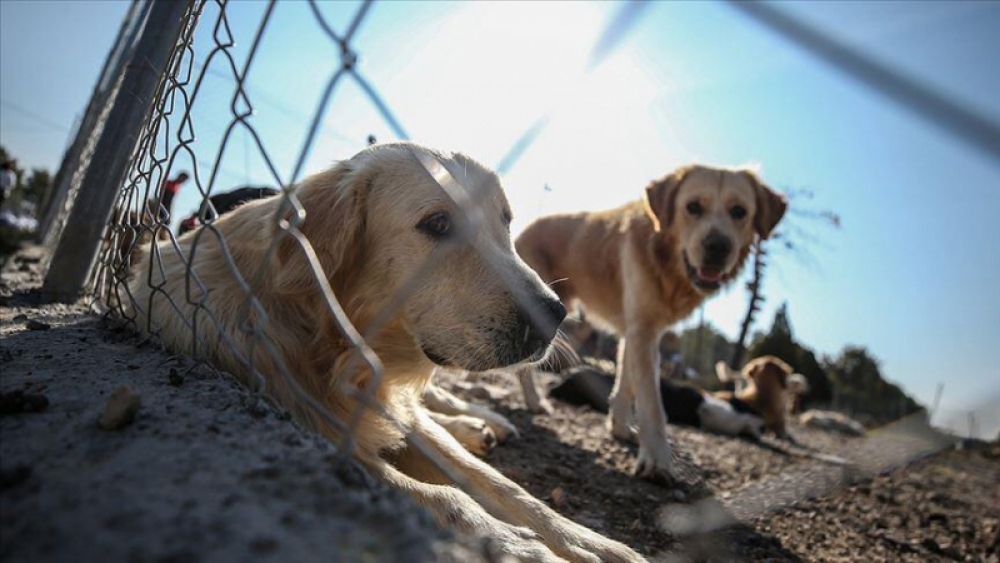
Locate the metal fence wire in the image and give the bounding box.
[37,0,997,557]
[84,0,545,508]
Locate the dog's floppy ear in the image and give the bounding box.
[273,161,371,295]
[742,170,787,240]
[643,166,692,233]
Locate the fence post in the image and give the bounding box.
[37,0,149,246]
[41,0,190,302]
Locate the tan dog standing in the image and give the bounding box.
[515,165,786,482]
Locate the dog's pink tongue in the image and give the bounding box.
[698,268,723,282]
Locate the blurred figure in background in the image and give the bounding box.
[0,161,16,211]
[153,171,189,222]
[178,185,279,235]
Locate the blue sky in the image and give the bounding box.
[2,1,998,437]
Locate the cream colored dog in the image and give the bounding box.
[515,165,787,483]
[127,143,642,562]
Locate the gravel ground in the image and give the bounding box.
[436,363,998,561]
[0,247,489,563]
[2,245,997,562]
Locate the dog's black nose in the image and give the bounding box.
[519,296,567,346]
[702,232,733,265]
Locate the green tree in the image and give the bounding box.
[23,168,52,207]
[677,322,735,378]
[0,146,52,210]
[823,346,922,424]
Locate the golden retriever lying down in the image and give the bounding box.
[127,142,642,562]
[513,165,787,483]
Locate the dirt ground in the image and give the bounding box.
[0,247,489,563]
[2,245,998,562]
[436,358,999,562]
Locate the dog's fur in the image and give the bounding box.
[515,165,786,481]
[715,356,794,438]
[178,186,280,235]
[126,143,641,562]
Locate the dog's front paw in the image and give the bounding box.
[565,537,646,563]
[634,446,676,486]
[488,526,567,563]
[450,416,498,457]
[482,413,519,443]
[546,521,646,563]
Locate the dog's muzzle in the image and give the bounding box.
[515,295,567,362]
[684,253,725,292]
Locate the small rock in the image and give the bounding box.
[98,386,141,430]
[12,314,27,322]
[554,466,577,481]
[550,487,567,509]
[168,368,184,386]
[25,319,50,331]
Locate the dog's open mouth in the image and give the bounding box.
[684,254,726,291]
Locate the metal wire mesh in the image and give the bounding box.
[65,0,987,556]
[88,0,561,519]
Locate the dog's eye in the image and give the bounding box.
[686,201,703,217]
[502,210,513,227]
[417,212,451,238]
[730,205,747,220]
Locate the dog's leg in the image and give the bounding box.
[426,410,497,457]
[607,338,636,442]
[621,328,675,484]
[423,383,518,441]
[400,407,644,562]
[374,459,565,562]
[517,365,555,415]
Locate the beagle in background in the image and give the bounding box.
[715,356,794,439]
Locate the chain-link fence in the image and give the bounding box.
[63,0,554,516]
[35,0,996,558]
